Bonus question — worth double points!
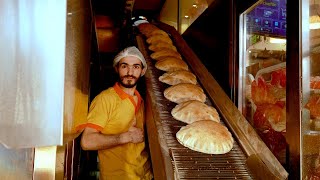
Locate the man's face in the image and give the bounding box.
[116,56,144,88]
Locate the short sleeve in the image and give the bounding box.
[86,91,114,131]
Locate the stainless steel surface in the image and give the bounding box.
[172,146,251,179]
[0,0,66,148]
[137,35,254,179]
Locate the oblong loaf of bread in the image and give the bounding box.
[176,120,234,154]
[164,83,206,103]
[171,100,220,124]
[159,70,197,85]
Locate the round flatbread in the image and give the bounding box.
[138,23,159,36]
[176,120,234,154]
[150,49,182,60]
[149,42,177,52]
[164,83,206,103]
[146,35,172,45]
[155,57,188,72]
[171,100,220,124]
[159,70,197,85]
[148,29,169,38]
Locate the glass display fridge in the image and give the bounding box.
[238,0,320,178]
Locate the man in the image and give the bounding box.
[79,46,153,180]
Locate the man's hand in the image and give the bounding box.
[127,126,144,143]
[81,125,144,150]
[120,126,144,143]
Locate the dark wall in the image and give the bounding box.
[182,0,232,96]
[91,0,126,26]
[182,0,258,99]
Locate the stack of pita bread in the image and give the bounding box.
[138,23,234,155]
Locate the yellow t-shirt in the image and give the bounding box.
[80,83,152,180]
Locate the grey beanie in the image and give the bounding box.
[113,46,147,70]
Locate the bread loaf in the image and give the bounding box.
[171,100,220,124]
[150,49,182,60]
[176,120,234,154]
[149,42,177,52]
[146,35,172,45]
[155,57,188,72]
[159,70,197,85]
[164,83,206,103]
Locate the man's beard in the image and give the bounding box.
[119,75,139,88]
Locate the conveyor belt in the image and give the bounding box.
[136,35,254,179]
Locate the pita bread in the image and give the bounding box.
[148,29,169,38]
[155,57,188,72]
[164,83,206,103]
[138,23,159,36]
[149,42,177,52]
[150,49,182,60]
[146,35,172,45]
[148,46,176,52]
[159,70,197,85]
[171,100,220,124]
[176,120,234,154]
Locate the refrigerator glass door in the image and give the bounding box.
[302,0,320,178]
[238,0,287,165]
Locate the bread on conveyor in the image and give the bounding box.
[149,42,177,52]
[155,57,188,72]
[171,100,220,124]
[150,49,182,60]
[159,70,197,85]
[164,83,206,104]
[146,35,173,45]
[147,29,169,38]
[137,23,159,37]
[176,120,234,154]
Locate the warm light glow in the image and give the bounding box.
[184,15,189,18]
[310,23,320,29]
[192,4,198,8]
[269,37,286,44]
[310,15,320,29]
[33,146,57,179]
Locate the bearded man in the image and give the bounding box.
[79,46,153,180]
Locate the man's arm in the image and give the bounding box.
[80,125,144,150]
